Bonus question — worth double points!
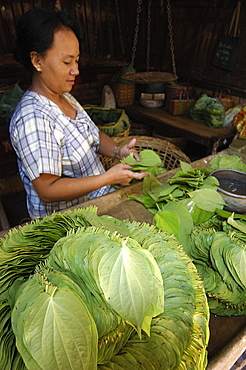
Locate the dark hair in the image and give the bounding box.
[14,8,83,70]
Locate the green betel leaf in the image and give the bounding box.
[154,211,180,238]
[121,149,162,169]
[159,202,194,248]
[142,172,162,193]
[188,188,225,212]
[97,238,164,337]
[180,161,193,173]
[12,273,98,370]
[182,199,214,225]
[227,213,246,234]
[224,243,246,289]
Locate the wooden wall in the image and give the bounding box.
[0,0,246,102]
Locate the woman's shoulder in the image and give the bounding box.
[14,90,61,118]
[10,91,60,132]
[13,90,47,111]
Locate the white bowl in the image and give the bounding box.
[140,99,164,109]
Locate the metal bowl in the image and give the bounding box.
[210,169,246,213]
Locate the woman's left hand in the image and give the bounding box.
[118,138,140,160]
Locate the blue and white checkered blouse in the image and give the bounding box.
[9,90,110,219]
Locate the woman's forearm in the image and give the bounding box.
[32,162,146,204]
[98,131,117,158]
[32,172,110,203]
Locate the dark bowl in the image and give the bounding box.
[210,169,246,213]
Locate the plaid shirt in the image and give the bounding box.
[9,90,110,219]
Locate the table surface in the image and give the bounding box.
[125,104,235,154]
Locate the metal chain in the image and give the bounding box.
[166,0,177,77]
[130,0,142,68]
[146,0,152,71]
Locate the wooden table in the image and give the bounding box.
[125,104,235,155]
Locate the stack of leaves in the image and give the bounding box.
[0,206,209,370]
[128,157,246,316]
[187,212,246,316]
[121,149,166,177]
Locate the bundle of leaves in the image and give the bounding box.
[128,158,246,316]
[121,149,166,177]
[0,207,209,370]
[188,212,246,316]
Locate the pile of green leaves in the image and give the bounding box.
[128,155,246,316]
[128,161,224,216]
[83,106,130,137]
[0,207,209,370]
[121,149,166,176]
[209,153,246,172]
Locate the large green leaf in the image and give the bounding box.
[12,271,98,370]
[154,211,180,238]
[154,202,194,250]
[187,188,225,212]
[96,238,164,337]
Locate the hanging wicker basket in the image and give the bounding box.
[112,83,136,108]
[100,135,190,171]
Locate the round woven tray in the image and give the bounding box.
[123,71,178,84]
[100,135,191,171]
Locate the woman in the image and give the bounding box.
[10,8,146,219]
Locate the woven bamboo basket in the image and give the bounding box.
[113,83,135,108]
[100,135,191,171]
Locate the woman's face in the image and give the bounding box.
[35,28,80,95]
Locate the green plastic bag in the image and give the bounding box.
[190,94,225,128]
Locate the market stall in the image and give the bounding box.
[0,148,245,369]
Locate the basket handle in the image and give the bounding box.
[214,89,232,100]
[178,90,189,101]
[227,1,241,37]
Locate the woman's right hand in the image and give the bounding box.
[105,163,147,185]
